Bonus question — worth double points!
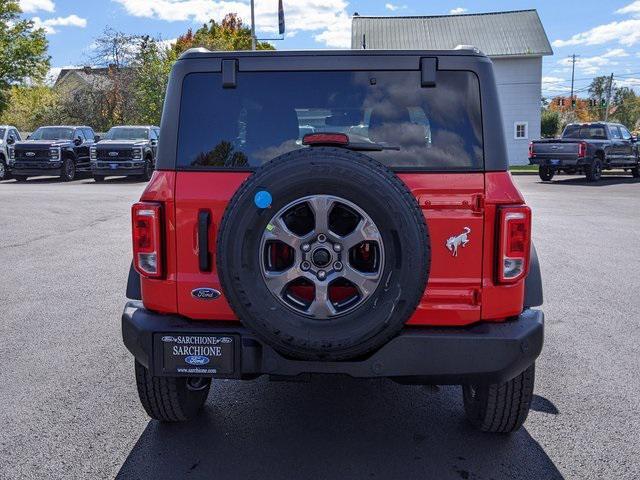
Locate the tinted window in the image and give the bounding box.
[83,128,95,141]
[12,129,21,140]
[609,126,622,139]
[150,129,158,140]
[177,71,483,170]
[30,127,74,140]
[563,125,608,140]
[620,126,632,140]
[105,127,149,140]
[75,129,86,141]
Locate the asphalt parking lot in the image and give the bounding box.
[1,173,639,480]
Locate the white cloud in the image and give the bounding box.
[552,19,640,47]
[32,14,87,34]
[558,55,616,75]
[449,7,467,14]
[603,48,629,57]
[385,3,406,11]
[20,0,55,13]
[113,0,352,48]
[541,76,568,94]
[616,1,640,16]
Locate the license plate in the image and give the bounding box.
[549,159,560,165]
[110,163,118,169]
[159,334,236,375]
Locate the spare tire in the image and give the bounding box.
[217,147,430,360]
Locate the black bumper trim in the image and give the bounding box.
[92,168,144,176]
[121,301,544,384]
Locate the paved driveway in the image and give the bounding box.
[0,174,638,479]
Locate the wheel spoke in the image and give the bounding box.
[341,265,380,297]
[263,266,303,296]
[342,217,381,250]
[307,281,337,318]
[264,216,304,249]
[307,196,334,234]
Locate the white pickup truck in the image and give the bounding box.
[0,125,23,181]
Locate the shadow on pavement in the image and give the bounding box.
[540,175,640,187]
[531,395,559,415]
[117,377,563,480]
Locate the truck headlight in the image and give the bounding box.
[49,147,60,161]
[90,146,97,161]
[132,147,143,159]
[8,147,15,162]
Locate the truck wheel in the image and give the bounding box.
[13,175,28,182]
[0,160,8,181]
[93,175,105,183]
[60,158,76,182]
[463,364,535,433]
[631,165,640,178]
[538,166,554,181]
[134,360,211,422]
[585,159,602,182]
[217,147,430,361]
[139,158,153,182]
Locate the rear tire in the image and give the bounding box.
[538,165,555,181]
[139,158,153,182]
[13,175,28,182]
[134,360,211,422]
[463,364,535,433]
[585,158,602,182]
[631,164,640,178]
[0,159,9,181]
[93,175,105,183]
[60,157,76,182]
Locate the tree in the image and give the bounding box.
[130,36,172,125]
[171,13,274,57]
[0,0,50,116]
[0,85,61,130]
[610,87,640,129]
[541,109,560,138]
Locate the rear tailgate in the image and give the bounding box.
[531,140,581,159]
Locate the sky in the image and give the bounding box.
[18,0,640,97]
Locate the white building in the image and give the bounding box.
[351,10,553,165]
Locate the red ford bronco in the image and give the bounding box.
[123,49,544,433]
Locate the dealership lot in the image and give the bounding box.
[0,174,639,480]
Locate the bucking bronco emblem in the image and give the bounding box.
[446,227,471,257]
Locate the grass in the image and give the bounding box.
[509,165,538,173]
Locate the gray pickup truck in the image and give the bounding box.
[529,122,640,182]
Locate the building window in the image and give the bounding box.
[514,122,528,140]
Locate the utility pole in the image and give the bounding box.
[569,54,579,109]
[604,73,614,122]
[250,0,256,50]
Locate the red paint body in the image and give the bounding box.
[138,170,529,326]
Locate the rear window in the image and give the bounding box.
[563,125,607,140]
[177,70,483,171]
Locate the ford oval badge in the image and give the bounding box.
[185,355,210,366]
[191,287,221,300]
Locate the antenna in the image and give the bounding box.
[362,33,366,50]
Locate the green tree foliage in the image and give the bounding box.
[171,13,274,56]
[0,0,50,116]
[0,85,61,130]
[611,87,640,130]
[130,36,172,125]
[541,109,560,138]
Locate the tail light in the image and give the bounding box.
[528,142,534,158]
[132,202,163,278]
[303,133,349,146]
[497,206,531,284]
[578,141,587,158]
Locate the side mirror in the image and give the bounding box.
[94,135,101,142]
[631,136,637,143]
[150,139,158,147]
[73,136,83,146]
[6,135,15,145]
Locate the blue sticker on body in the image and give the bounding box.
[254,190,273,209]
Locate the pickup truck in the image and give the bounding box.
[0,125,22,181]
[529,122,640,182]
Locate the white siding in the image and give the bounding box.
[491,56,542,165]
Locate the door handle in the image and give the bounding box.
[198,210,211,272]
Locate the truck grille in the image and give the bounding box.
[15,147,50,161]
[96,147,133,161]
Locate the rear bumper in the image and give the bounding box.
[122,302,544,385]
[529,157,584,167]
